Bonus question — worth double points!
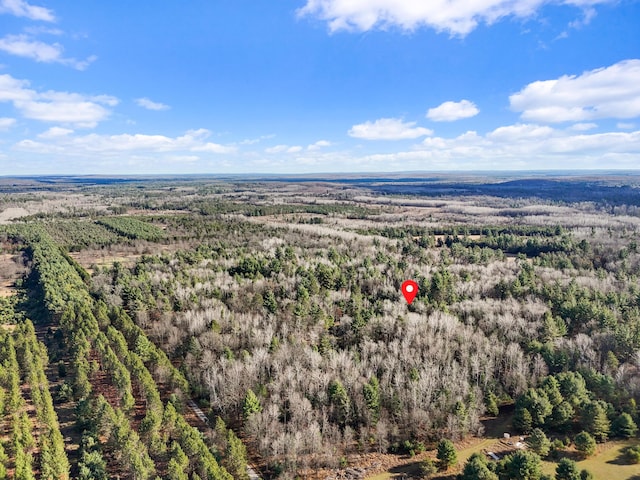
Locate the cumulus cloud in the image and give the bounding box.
[427,100,479,122]
[349,118,432,140]
[238,134,276,145]
[135,97,170,111]
[17,128,236,156]
[265,144,304,154]
[0,73,117,127]
[0,0,54,22]
[569,122,597,131]
[297,0,611,36]
[308,140,332,150]
[510,59,640,123]
[343,124,640,170]
[487,123,554,141]
[0,34,95,69]
[37,126,73,138]
[0,117,15,130]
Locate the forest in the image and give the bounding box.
[0,173,639,479]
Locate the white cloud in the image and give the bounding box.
[346,125,640,170]
[0,74,32,102]
[568,6,596,29]
[0,34,97,70]
[569,122,597,131]
[297,0,612,36]
[510,59,640,123]
[0,73,117,127]
[16,128,236,156]
[487,123,554,141]
[192,142,236,154]
[238,134,275,145]
[0,0,54,22]
[617,122,635,130]
[0,35,61,62]
[349,118,432,140]
[427,99,479,122]
[265,144,303,154]
[24,26,63,36]
[135,97,170,111]
[37,126,73,138]
[308,140,332,150]
[0,117,15,130]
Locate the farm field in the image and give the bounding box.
[0,174,639,479]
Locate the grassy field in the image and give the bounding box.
[541,440,640,480]
[365,411,640,480]
[366,439,640,480]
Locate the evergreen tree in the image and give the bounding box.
[363,376,381,425]
[555,458,580,480]
[328,380,351,426]
[262,291,277,314]
[436,439,457,471]
[556,372,588,407]
[551,401,575,432]
[580,401,610,442]
[517,389,552,427]
[78,451,108,480]
[498,451,542,480]
[460,453,498,480]
[242,389,262,420]
[485,391,499,417]
[612,412,638,439]
[625,444,640,464]
[527,428,551,457]
[580,470,594,480]
[574,431,596,458]
[419,458,437,479]
[514,407,533,433]
[540,376,564,407]
[167,458,189,480]
[225,429,249,480]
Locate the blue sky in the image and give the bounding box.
[0,0,639,174]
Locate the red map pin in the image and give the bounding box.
[401,280,418,305]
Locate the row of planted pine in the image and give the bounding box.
[4,225,244,480]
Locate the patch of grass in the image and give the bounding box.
[541,440,640,479]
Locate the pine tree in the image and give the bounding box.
[574,431,596,458]
[527,428,551,457]
[328,380,350,426]
[581,401,610,442]
[484,391,499,417]
[167,458,189,480]
[514,407,533,433]
[242,389,262,420]
[436,439,457,471]
[555,458,580,480]
[363,376,381,425]
[460,453,498,480]
[551,401,575,432]
[225,429,249,480]
[498,451,541,480]
[517,389,552,427]
[263,291,277,314]
[612,412,638,439]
